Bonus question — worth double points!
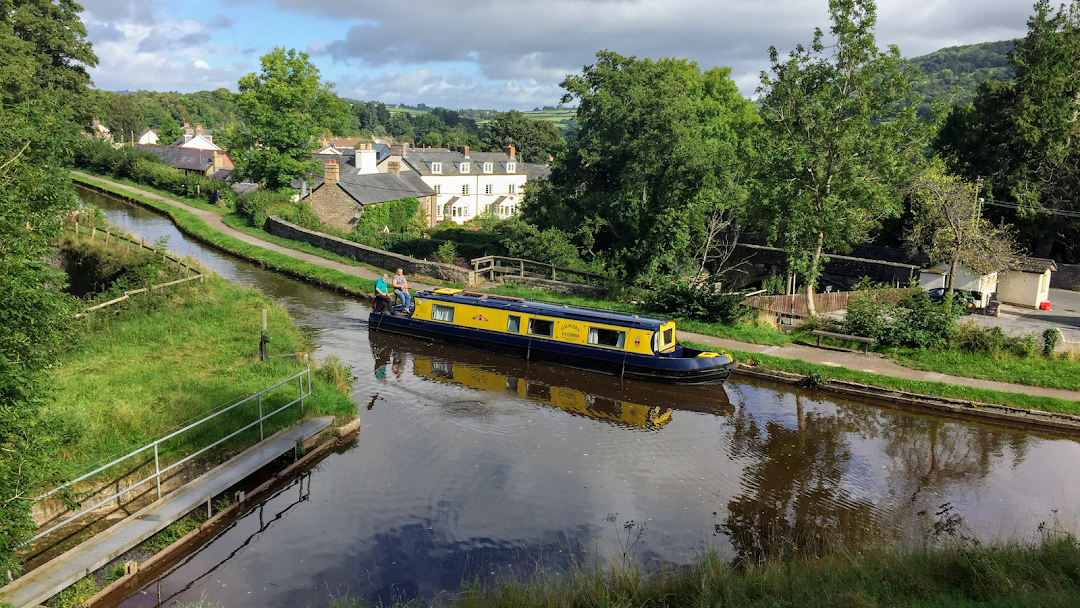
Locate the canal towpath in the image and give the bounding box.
[72,173,1080,405]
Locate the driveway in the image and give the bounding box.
[968,288,1080,342]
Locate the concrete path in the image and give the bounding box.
[683,331,1080,402]
[71,172,436,291]
[0,417,333,608]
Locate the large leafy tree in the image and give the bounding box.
[907,159,1016,292]
[231,47,349,189]
[1,0,96,579]
[752,0,928,315]
[482,110,565,163]
[937,0,1080,260]
[528,52,758,282]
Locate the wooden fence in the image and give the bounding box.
[743,288,917,318]
[67,219,204,316]
[472,255,607,285]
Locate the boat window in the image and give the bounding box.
[661,327,674,348]
[528,318,554,337]
[588,327,625,348]
[431,304,455,322]
[507,315,521,333]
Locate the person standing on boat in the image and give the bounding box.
[392,268,411,310]
[375,273,392,313]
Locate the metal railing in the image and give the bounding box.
[28,368,312,545]
[471,255,607,285]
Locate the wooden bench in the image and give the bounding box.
[810,330,875,354]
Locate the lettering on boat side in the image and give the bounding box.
[560,323,581,340]
[472,314,489,322]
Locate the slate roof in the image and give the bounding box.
[403,150,521,176]
[335,172,436,205]
[135,145,214,172]
[520,162,551,181]
[1010,256,1057,274]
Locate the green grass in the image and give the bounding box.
[893,347,1080,391]
[441,536,1080,608]
[48,256,356,477]
[677,318,796,347]
[74,171,228,215]
[694,343,1080,414]
[72,173,377,297]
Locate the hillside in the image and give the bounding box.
[908,40,1015,112]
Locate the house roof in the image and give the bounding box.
[403,150,521,176]
[520,162,551,181]
[171,133,221,151]
[1011,256,1057,274]
[135,145,214,172]
[334,172,436,206]
[325,137,364,149]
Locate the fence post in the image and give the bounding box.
[154,443,161,500]
[301,367,308,416]
[520,260,524,277]
[259,393,264,441]
[75,222,79,236]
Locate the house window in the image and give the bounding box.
[462,184,469,195]
[433,184,441,194]
[485,184,492,195]
[431,304,455,322]
[588,327,626,348]
[508,184,516,194]
[431,162,442,174]
[460,162,470,174]
[484,162,493,173]
[507,315,521,333]
[528,318,554,337]
[507,162,516,173]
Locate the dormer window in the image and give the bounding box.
[460,162,470,174]
[431,162,442,174]
[506,162,516,173]
[483,162,493,173]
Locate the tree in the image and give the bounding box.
[105,94,142,142]
[385,111,413,141]
[752,0,928,315]
[529,52,758,282]
[1,0,96,579]
[907,160,1016,292]
[231,47,349,189]
[937,0,1080,260]
[482,110,565,163]
[158,114,182,144]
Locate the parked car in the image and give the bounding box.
[927,288,977,313]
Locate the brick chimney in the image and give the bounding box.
[458,145,470,157]
[195,124,203,134]
[325,159,339,185]
[502,144,516,159]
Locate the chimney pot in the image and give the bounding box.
[502,144,516,159]
[458,145,470,157]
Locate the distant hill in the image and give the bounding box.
[908,40,1015,113]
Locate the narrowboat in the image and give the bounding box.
[369,289,737,384]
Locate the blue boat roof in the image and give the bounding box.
[416,290,669,330]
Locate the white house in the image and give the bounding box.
[137,128,158,145]
[374,144,548,227]
[172,124,221,151]
[919,263,998,307]
[998,257,1056,308]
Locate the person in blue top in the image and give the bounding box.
[374,274,392,313]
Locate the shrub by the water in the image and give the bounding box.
[845,289,961,349]
[644,276,752,325]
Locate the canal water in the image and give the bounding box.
[80,188,1080,608]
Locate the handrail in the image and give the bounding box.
[28,367,312,546]
[471,255,607,285]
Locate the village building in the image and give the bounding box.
[919,264,999,307]
[998,257,1057,308]
[136,128,159,145]
[171,124,221,151]
[298,157,436,233]
[134,144,233,177]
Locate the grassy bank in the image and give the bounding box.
[693,343,1080,414]
[403,536,1080,608]
[893,347,1080,391]
[72,172,377,297]
[48,239,356,476]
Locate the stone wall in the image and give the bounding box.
[266,216,477,285]
[308,183,360,233]
[499,275,608,298]
[1052,263,1080,292]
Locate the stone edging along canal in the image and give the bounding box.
[76,419,362,608]
[72,175,1080,437]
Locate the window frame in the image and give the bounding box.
[507,315,521,333]
[460,162,470,174]
[462,184,470,195]
[485,184,493,195]
[483,162,493,173]
[431,304,455,322]
[433,184,441,194]
[508,184,516,195]
[507,162,516,173]
[528,317,554,337]
[431,162,442,174]
[587,327,626,349]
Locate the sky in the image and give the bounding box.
[79,0,1033,111]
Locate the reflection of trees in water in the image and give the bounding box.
[718,391,1037,562]
[720,396,876,562]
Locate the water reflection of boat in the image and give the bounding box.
[369,332,734,429]
[371,289,737,384]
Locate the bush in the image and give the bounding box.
[237,189,291,228]
[436,241,457,264]
[950,322,1042,358]
[1044,327,1063,358]
[844,289,960,350]
[350,197,420,242]
[644,275,752,325]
